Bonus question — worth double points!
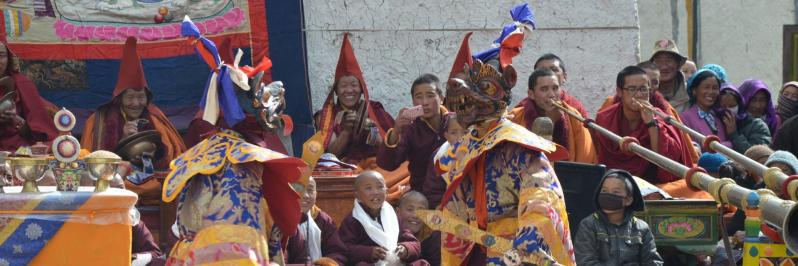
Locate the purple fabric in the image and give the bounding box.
[718,83,749,121]
[739,79,780,136]
[680,105,733,148]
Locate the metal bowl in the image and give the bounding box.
[114,130,163,167]
[84,150,122,192]
[8,157,49,192]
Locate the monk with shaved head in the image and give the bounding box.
[396,191,440,266]
[338,171,429,265]
[285,177,348,265]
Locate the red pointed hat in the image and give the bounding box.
[449,32,474,79]
[114,37,148,96]
[334,33,369,97]
[315,33,385,148]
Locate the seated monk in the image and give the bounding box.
[595,66,695,186]
[338,171,427,266]
[285,177,348,265]
[313,33,394,165]
[395,191,440,266]
[522,53,589,117]
[81,37,186,170]
[0,42,59,152]
[599,61,699,165]
[309,33,406,201]
[509,68,597,163]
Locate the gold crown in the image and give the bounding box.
[467,60,502,86]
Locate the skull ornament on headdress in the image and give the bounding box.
[182,16,293,136]
[445,33,518,127]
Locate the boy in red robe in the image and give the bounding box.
[285,177,348,265]
[338,171,428,266]
[0,42,58,151]
[395,191,440,266]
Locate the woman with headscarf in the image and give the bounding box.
[679,69,733,149]
[0,42,59,151]
[777,81,798,123]
[738,79,780,137]
[716,82,771,153]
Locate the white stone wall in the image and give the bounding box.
[638,0,689,60]
[699,0,794,92]
[304,0,641,117]
[639,0,795,98]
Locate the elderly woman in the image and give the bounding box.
[0,42,58,151]
[716,82,771,153]
[680,69,733,149]
[739,79,780,137]
[81,37,185,169]
[313,33,394,165]
[778,81,798,122]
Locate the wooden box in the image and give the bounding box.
[635,199,719,255]
[314,175,356,226]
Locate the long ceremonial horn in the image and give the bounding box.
[552,100,798,254]
[634,99,798,201]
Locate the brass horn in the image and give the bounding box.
[552,100,798,254]
[634,99,798,201]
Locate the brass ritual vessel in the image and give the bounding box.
[9,157,49,193]
[85,151,122,192]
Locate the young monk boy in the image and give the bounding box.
[338,171,428,266]
[395,191,440,266]
[422,112,465,208]
[286,177,348,265]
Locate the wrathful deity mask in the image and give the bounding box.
[445,60,517,127]
[236,71,288,132]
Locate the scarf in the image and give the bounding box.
[697,109,718,134]
[352,200,402,266]
[778,93,798,122]
[739,79,780,136]
[298,211,322,262]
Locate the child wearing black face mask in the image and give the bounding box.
[574,169,664,266]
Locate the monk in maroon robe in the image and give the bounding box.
[0,42,58,151]
[377,74,446,192]
[285,177,348,265]
[80,37,186,169]
[312,33,394,165]
[132,221,165,266]
[395,191,441,266]
[338,171,427,266]
[595,66,693,184]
